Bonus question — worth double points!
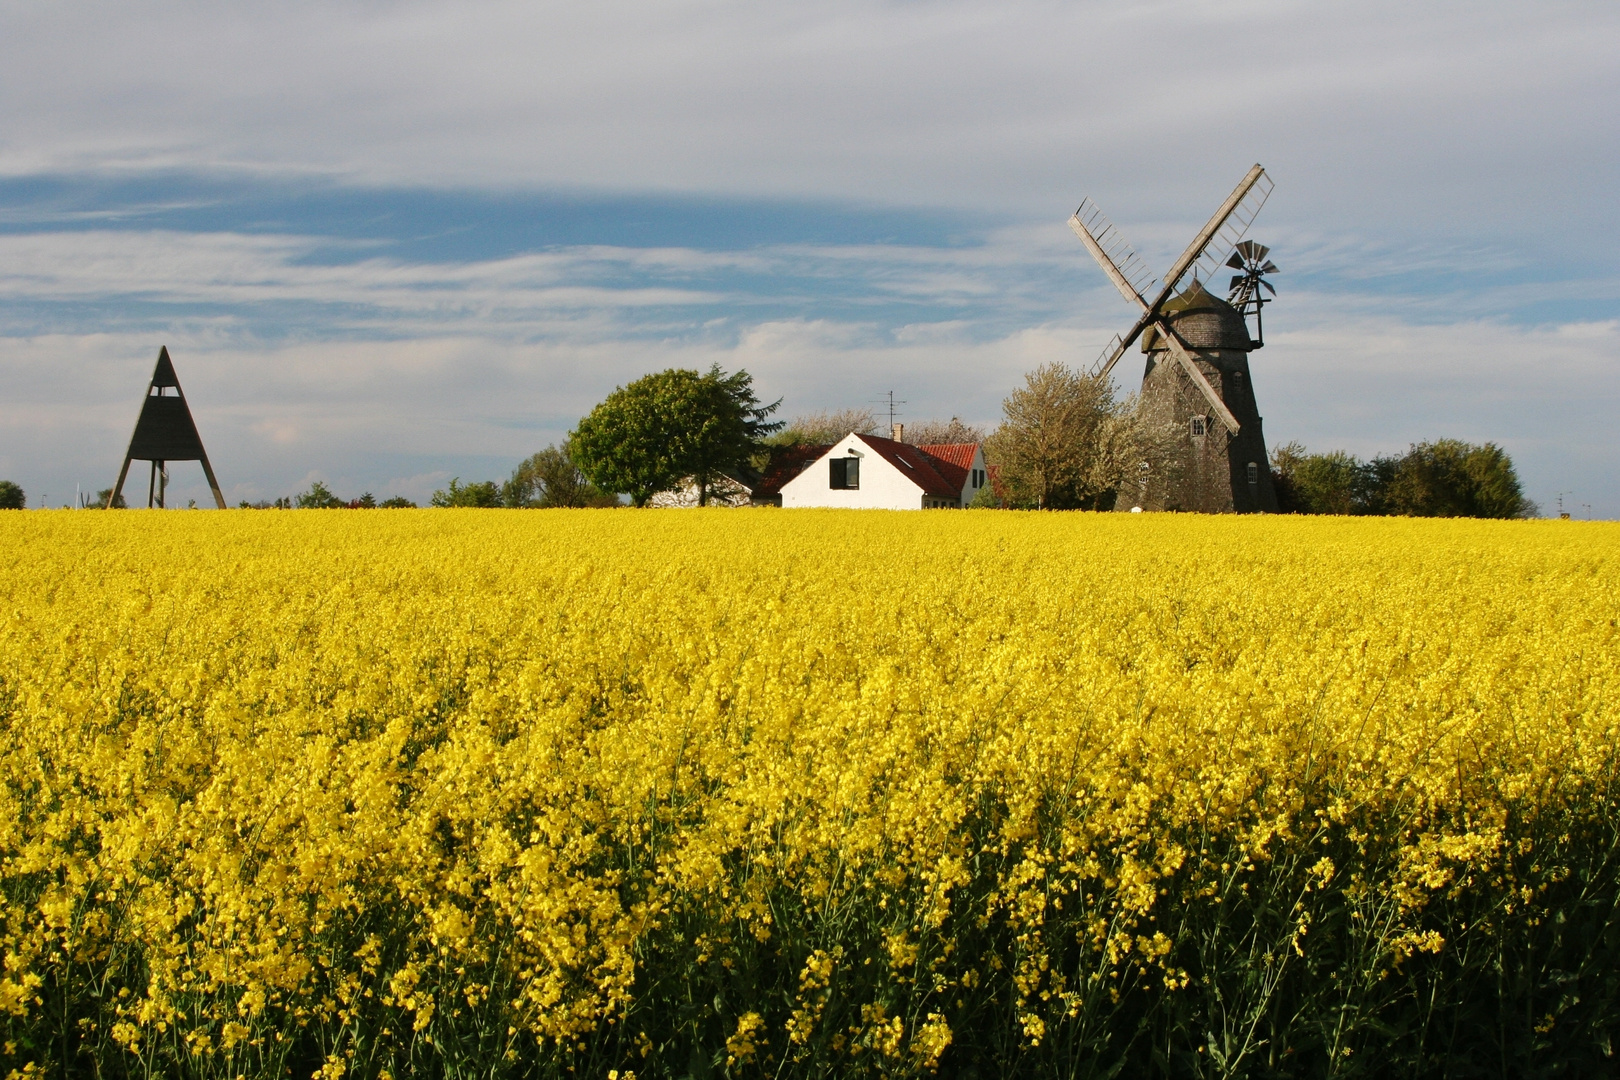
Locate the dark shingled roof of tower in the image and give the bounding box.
[1142,280,1252,353]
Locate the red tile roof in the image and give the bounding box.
[854,434,962,499]
[917,443,978,493]
[919,443,977,469]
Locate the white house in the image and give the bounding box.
[780,431,989,509]
[648,474,754,508]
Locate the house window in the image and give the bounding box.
[1190,415,1208,437]
[829,455,860,489]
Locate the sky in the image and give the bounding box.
[2,0,1616,514]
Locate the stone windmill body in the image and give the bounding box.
[1070,165,1281,513]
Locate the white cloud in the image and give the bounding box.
[1,0,1614,257]
[0,231,725,316]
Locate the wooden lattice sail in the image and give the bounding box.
[109,347,226,509]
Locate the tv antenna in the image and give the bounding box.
[873,390,907,431]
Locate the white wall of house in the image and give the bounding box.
[781,434,925,509]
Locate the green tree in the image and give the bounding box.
[985,363,1136,510]
[504,439,619,508]
[379,497,417,509]
[1270,443,1364,515]
[1271,439,1533,518]
[572,366,781,507]
[296,481,344,509]
[687,366,782,504]
[0,481,23,510]
[430,478,502,508]
[1387,439,1533,518]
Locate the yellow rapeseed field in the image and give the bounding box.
[1,509,1616,1078]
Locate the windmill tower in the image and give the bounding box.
[1070,165,1281,513]
[108,347,227,509]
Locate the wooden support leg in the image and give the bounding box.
[109,456,133,509]
[198,452,227,509]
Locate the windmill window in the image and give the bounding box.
[829,455,860,489]
[1247,462,1259,484]
[1190,416,1208,437]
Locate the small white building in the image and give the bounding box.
[648,475,754,508]
[780,432,989,510]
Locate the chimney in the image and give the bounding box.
[891,423,904,443]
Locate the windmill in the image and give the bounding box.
[108,347,227,509]
[1069,164,1281,513]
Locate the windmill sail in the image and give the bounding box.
[1070,198,1161,305]
[1185,170,1273,288]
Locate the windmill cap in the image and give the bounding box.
[1142,280,1253,353]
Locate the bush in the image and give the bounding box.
[295,481,345,510]
[81,488,126,510]
[1272,439,1534,518]
[430,478,503,508]
[1388,439,1535,518]
[505,441,619,508]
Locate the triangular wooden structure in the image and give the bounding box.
[109,347,226,509]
